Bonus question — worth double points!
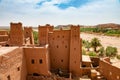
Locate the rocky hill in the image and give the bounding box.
[95,23,120,29]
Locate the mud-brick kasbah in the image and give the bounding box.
[0,22,120,80]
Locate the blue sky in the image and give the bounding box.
[0,0,120,26]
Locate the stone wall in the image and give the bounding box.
[99,58,120,80]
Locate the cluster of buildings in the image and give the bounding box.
[0,22,120,80]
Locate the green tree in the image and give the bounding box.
[33,31,38,44]
[106,46,118,57]
[88,51,97,57]
[82,40,86,46]
[91,38,101,52]
[84,40,91,51]
[117,55,120,60]
[82,49,86,55]
[98,47,105,57]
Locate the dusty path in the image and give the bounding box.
[81,33,120,55]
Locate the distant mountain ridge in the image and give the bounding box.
[0,23,120,29]
[95,23,120,29]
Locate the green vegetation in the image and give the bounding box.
[80,27,120,37]
[82,37,118,59]
[33,31,38,44]
[105,46,117,57]
[98,47,105,57]
[117,55,120,60]
[83,40,91,51]
[82,49,86,55]
[91,38,101,52]
[88,51,97,57]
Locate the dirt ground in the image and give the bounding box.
[81,33,120,55]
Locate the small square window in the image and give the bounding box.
[57,45,59,48]
[17,67,20,71]
[65,45,67,48]
[61,59,63,62]
[39,59,43,64]
[7,75,11,80]
[31,59,34,64]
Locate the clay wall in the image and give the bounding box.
[24,27,34,45]
[0,30,9,42]
[0,30,8,35]
[0,35,8,42]
[27,75,71,80]
[9,22,24,46]
[0,47,27,80]
[46,24,54,32]
[38,26,49,45]
[24,45,51,76]
[99,58,120,80]
[48,25,82,76]
[48,30,70,71]
[69,25,82,76]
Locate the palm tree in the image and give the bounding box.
[98,47,105,57]
[91,37,101,52]
[85,40,91,51]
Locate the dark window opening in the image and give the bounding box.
[39,59,43,64]
[33,73,40,76]
[62,36,64,38]
[65,45,67,48]
[31,59,34,64]
[61,59,63,62]
[26,32,28,34]
[53,38,54,40]
[82,65,86,67]
[57,36,60,38]
[57,45,59,48]
[17,67,20,71]
[74,48,76,50]
[74,61,76,64]
[7,75,10,80]
[5,44,9,47]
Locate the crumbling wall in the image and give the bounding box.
[99,58,120,80]
[0,47,26,80]
[24,27,34,45]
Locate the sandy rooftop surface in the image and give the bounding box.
[81,33,120,55]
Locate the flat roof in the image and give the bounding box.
[0,47,18,56]
[82,55,91,62]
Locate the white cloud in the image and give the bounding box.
[0,0,120,26]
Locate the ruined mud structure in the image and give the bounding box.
[0,22,120,80]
